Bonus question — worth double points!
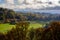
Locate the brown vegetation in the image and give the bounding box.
[0,21,60,40]
[41,21,60,40]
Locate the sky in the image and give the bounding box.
[0,0,60,10]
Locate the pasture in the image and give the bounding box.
[0,22,45,33]
[0,23,15,33]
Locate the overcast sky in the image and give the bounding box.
[0,0,60,10]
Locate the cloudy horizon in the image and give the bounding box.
[0,0,60,10]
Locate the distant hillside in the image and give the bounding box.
[0,8,60,23]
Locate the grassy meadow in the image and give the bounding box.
[0,23,15,33]
[0,22,45,33]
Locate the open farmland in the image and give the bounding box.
[0,23,15,33]
[0,22,46,33]
[29,23,45,29]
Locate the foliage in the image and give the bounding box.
[0,21,60,40]
[0,21,30,40]
[41,21,60,40]
[1,7,60,23]
[0,7,60,40]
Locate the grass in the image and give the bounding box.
[0,22,45,33]
[29,23,45,29]
[0,23,15,33]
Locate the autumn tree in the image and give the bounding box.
[41,21,60,40]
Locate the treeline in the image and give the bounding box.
[0,21,60,40]
[0,8,60,23]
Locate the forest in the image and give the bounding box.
[0,8,60,40]
[0,8,60,23]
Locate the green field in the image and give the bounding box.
[0,23,15,33]
[29,23,45,29]
[0,23,45,33]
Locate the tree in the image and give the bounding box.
[28,28,35,40]
[41,21,60,40]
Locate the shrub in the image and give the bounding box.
[41,21,60,40]
[0,21,60,40]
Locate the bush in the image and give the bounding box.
[0,21,60,40]
[41,21,60,40]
